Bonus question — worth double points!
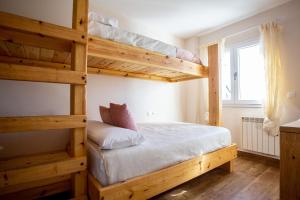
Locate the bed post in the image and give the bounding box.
[71,0,88,198]
[208,44,220,126]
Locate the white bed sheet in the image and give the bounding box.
[87,122,231,186]
[88,21,177,57]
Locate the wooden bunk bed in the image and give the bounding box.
[0,0,237,199]
[86,43,237,200]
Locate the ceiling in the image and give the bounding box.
[93,0,291,39]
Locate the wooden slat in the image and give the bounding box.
[23,46,40,60]
[88,144,237,200]
[5,41,26,58]
[88,66,170,82]
[0,62,86,84]
[0,175,70,195]
[0,54,203,83]
[208,44,220,126]
[39,48,55,62]
[169,75,202,82]
[0,55,70,70]
[71,0,88,198]
[0,180,71,200]
[0,41,11,56]
[0,152,70,171]
[0,156,86,187]
[87,56,105,67]
[52,50,69,63]
[88,36,207,77]
[0,55,193,82]
[0,27,72,52]
[0,115,86,133]
[0,11,86,44]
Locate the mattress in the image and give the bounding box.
[87,122,231,186]
[88,21,202,64]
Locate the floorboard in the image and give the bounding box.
[151,155,279,200]
[42,154,279,200]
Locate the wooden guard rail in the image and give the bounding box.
[0,11,86,44]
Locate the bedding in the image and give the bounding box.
[88,21,202,64]
[89,11,119,28]
[177,47,203,65]
[109,103,137,131]
[87,122,231,186]
[87,121,144,149]
[99,106,112,125]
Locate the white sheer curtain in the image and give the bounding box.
[260,22,283,136]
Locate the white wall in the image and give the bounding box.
[183,0,300,148]
[89,1,183,47]
[182,37,209,124]
[0,0,184,158]
[87,75,183,122]
[0,0,183,47]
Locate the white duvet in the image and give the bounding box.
[87,122,231,186]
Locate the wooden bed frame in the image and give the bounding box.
[0,0,234,199]
[88,144,237,200]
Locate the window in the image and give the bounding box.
[222,41,264,107]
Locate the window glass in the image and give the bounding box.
[222,41,265,106]
[237,45,264,101]
[222,50,232,100]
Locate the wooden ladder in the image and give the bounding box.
[0,0,88,199]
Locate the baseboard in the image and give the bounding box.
[237,150,279,166]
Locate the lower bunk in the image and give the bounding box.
[88,144,237,200]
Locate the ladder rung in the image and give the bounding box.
[0,11,86,44]
[0,62,86,84]
[0,153,86,187]
[0,115,86,133]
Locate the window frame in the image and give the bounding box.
[222,38,263,108]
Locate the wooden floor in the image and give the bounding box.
[151,154,279,200]
[44,154,279,200]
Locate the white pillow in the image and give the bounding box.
[88,11,119,28]
[87,121,144,149]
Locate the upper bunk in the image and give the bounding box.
[0,11,208,83]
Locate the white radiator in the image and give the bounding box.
[241,117,280,157]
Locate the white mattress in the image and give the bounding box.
[87,122,231,186]
[88,21,177,57]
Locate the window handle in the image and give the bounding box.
[234,72,238,80]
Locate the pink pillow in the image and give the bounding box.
[99,106,113,125]
[109,103,137,131]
